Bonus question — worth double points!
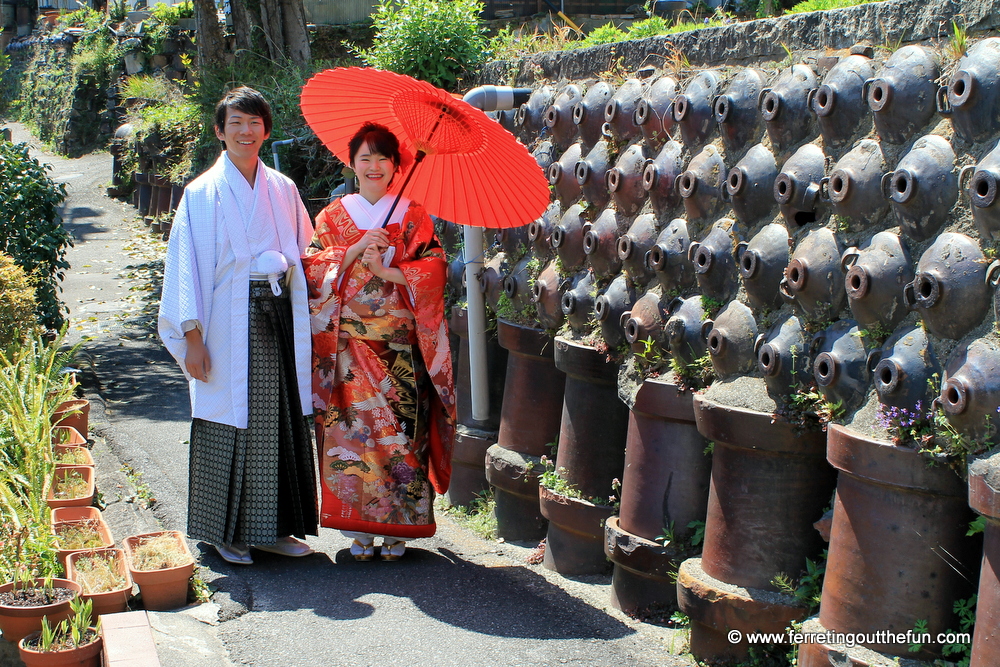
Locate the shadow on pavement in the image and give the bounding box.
[80,339,189,424]
[203,543,636,641]
[63,206,109,241]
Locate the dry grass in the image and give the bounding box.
[52,470,90,499]
[131,534,193,571]
[56,520,105,550]
[55,448,90,465]
[72,552,128,593]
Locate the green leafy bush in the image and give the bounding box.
[356,0,488,91]
[150,0,194,23]
[0,142,71,331]
[626,15,670,39]
[580,23,628,47]
[128,95,202,185]
[121,74,177,104]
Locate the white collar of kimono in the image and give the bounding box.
[222,150,265,187]
[341,193,410,231]
[221,153,265,219]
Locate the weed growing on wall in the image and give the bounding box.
[9,8,122,154]
[771,551,826,614]
[785,0,879,13]
[124,77,200,185]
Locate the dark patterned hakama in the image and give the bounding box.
[186,281,318,546]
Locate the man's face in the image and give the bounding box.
[215,107,269,162]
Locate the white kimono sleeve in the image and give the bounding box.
[158,192,204,382]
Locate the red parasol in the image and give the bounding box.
[300,67,550,229]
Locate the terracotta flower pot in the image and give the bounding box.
[18,628,102,667]
[51,400,89,440]
[51,427,85,447]
[53,446,94,469]
[54,516,114,569]
[124,531,194,611]
[66,549,133,617]
[0,578,81,643]
[46,466,95,509]
[50,507,100,527]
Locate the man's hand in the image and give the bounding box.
[184,329,211,382]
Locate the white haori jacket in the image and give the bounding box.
[158,153,313,428]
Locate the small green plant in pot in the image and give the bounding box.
[46,466,95,509]
[18,597,103,667]
[0,567,81,644]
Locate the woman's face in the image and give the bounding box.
[352,141,397,200]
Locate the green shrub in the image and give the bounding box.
[150,0,194,23]
[0,254,40,349]
[785,0,880,13]
[0,142,71,331]
[580,23,628,47]
[626,15,670,39]
[356,0,488,91]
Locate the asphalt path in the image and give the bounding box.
[3,121,692,667]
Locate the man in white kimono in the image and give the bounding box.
[159,87,318,565]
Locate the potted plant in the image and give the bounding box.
[66,549,132,617]
[51,426,85,447]
[18,597,103,667]
[46,466,94,509]
[53,517,113,569]
[123,531,194,611]
[51,399,89,439]
[0,572,81,644]
[53,445,93,468]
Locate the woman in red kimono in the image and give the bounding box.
[303,123,455,561]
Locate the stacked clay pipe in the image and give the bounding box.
[465,38,1000,665]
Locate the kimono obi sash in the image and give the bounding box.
[339,278,416,345]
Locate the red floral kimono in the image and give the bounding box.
[303,197,455,539]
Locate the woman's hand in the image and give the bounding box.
[361,244,382,271]
[362,243,407,285]
[344,228,391,267]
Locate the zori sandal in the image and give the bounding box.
[350,538,375,562]
[381,539,405,561]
